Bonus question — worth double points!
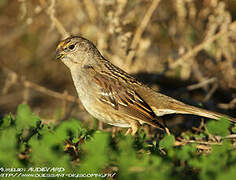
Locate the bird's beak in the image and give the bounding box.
[55,50,65,60]
[55,39,67,60]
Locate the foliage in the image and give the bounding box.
[206,117,230,136]
[0,104,235,179]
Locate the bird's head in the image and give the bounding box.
[55,36,101,69]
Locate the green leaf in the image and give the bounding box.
[79,132,109,173]
[0,128,19,167]
[29,123,71,168]
[15,104,40,132]
[232,124,236,133]
[217,164,236,180]
[1,113,13,128]
[55,118,87,143]
[116,135,173,179]
[189,140,232,180]
[176,144,196,161]
[206,117,230,136]
[159,134,175,149]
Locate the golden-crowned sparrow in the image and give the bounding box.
[56,36,236,135]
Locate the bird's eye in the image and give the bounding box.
[68,44,75,50]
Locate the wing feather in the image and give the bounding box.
[90,67,165,129]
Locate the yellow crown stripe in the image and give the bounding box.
[57,40,66,49]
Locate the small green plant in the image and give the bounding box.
[0,104,235,179]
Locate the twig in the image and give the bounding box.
[203,83,218,102]
[191,60,211,91]
[187,77,217,91]
[174,140,213,150]
[192,118,205,133]
[218,98,236,110]
[22,79,30,104]
[2,71,18,94]
[23,80,79,103]
[126,0,161,65]
[170,21,236,69]
[1,66,80,105]
[82,0,97,23]
[175,139,222,146]
[175,134,236,149]
[61,90,69,118]
[224,134,236,139]
[47,0,69,38]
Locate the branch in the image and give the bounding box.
[170,21,236,69]
[126,0,161,65]
[46,0,69,38]
[1,66,80,105]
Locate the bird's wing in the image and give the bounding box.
[86,66,165,129]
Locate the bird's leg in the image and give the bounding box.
[125,121,139,136]
[162,119,171,135]
[125,128,132,135]
[112,127,119,138]
[164,127,170,135]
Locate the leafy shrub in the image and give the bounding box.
[0,104,235,179]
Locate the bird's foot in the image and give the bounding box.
[125,121,139,136]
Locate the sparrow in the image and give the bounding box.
[56,36,236,135]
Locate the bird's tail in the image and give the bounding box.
[173,103,236,123]
[144,90,236,123]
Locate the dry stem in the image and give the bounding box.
[1,66,80,105]
[47,0,69,38]
[126,0,161,65]
[170,21,236,69]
